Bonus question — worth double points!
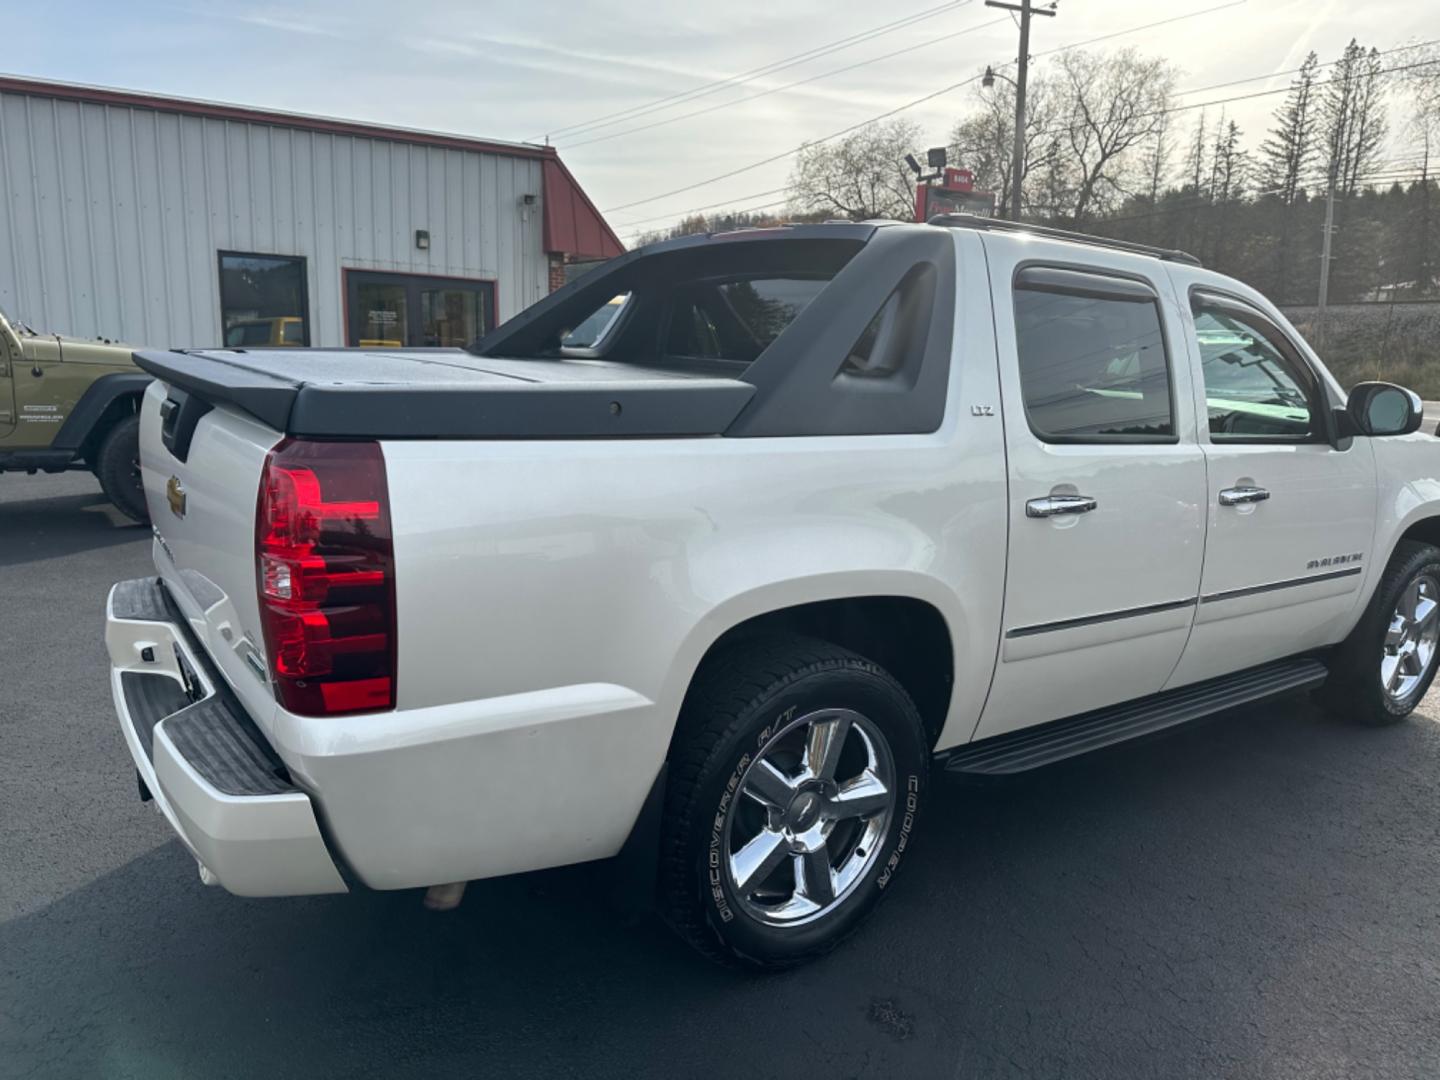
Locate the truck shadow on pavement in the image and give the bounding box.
[0,488,143,568]
[4,700,1440,1079]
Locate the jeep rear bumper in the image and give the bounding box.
[105,578,347,897]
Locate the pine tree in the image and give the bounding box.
[1321,40,1389,197]
[1185,110,1209,194]
[1261,52,1319,205]
[1320,41,1391,300]
[1259,53,1321,301]
[1209,120,1247,265]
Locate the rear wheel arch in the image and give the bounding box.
[670,595,955,756]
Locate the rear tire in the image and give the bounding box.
[1326,540,1440,726]
[659,635,928,968]
[95,414,147,523]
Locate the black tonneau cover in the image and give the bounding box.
[134,222,958,441]
[132,347,756,439]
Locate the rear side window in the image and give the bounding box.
[666,277,828,363]
[1013,267,1174,442]
[562,294,629,348]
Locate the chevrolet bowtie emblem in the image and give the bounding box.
[166,475,187,519]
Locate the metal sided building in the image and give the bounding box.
[0,75,623,351]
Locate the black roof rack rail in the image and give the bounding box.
[928,214,1202,267]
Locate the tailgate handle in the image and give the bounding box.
[159,388,213,464]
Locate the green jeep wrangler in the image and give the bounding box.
[0,307,149,521]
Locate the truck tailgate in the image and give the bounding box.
[138,380,282,726]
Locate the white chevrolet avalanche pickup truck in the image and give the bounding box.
[107,218,1440,967]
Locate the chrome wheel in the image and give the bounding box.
[724,708,895,928]
[1382,573,1440,701]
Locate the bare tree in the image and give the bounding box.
[788,118,922,221]
[1056,47,1177,224]
[948,72,1062,218]
[1142,107,1173,206]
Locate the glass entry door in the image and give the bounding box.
[346,271,494,348]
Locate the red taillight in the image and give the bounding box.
[256,440,396,716]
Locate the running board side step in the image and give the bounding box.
[944,657,1328,776]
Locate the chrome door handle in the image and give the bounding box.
[1219,486,1270,507]
[1026,495,1098,518]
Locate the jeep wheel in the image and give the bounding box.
[95,414,148,523]
[1326,540,1440,725]
[659,636,927,968]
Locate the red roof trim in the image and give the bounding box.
[542,157,626,260]
[0,74,554,162]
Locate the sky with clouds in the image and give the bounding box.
[3,0,1434,243]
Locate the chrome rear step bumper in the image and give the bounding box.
[106,577,347,896]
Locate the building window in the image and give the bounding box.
[218,252,310,347]
[345,271,496,348]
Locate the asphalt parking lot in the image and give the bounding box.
[3,472,1440,1079]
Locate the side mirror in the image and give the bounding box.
[1342,381,1423,437]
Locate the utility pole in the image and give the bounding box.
[1317,180,1336,348]
[985,0,1056,221]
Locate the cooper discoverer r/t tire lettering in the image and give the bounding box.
[659,635,929,968]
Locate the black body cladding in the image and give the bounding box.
[133,223,958,440]
[51,371,152,450]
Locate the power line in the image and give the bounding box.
[614,186,792,231]
[601,0,1245,215]
[1033,166,1436,230]
[1169,38,1438,102]
[538,1,975,142]
[604,76,983,214]
[986,0,1058,222]
[952,57,1440,159]
[619,157,1435,244]
[621,132,1432,246]
[561,11,1009,150]
[616,11,1435,234]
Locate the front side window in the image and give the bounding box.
[1013,270,1174,441]
[218,252,309,348]
[1192,299,1316,440]
[666,277,828,363]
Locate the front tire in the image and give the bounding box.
[659,636,928,968]
[1327,540,1440,725]
[95,414,148,523]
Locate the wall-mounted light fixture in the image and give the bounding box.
[415,229,430,250]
